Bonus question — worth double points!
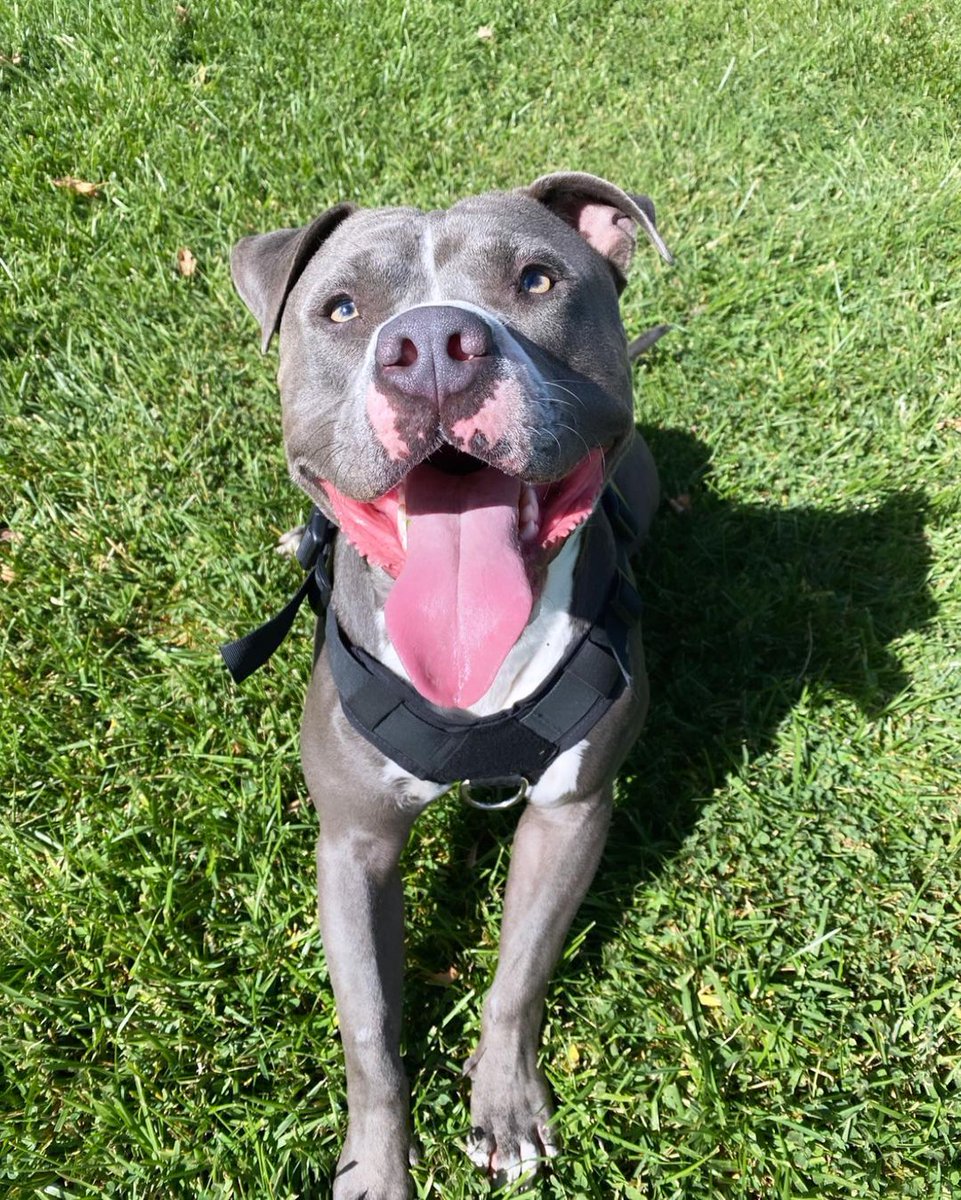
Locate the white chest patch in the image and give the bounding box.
[526,738,588,807]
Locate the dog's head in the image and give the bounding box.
[232,172,671,707]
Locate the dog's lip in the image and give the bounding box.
[308,445,608,578]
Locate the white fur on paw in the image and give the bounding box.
[466,1128,494,1171]
[275,525,305,556]
[493,1137,541,1185]
[538,1121,560,1158]
[467,1124,558,1191]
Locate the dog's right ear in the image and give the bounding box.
[231,202,358,353]
[524,172,672,291]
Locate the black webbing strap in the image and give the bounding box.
[219,508,335,684]
[220,571,317,685]
[325,602,625,784]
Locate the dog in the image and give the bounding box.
[228,172,672,1197]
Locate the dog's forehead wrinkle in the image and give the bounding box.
[429,216,616,312]
[305,230,420,288]
[435,223,566,280]
[303,206,429,288]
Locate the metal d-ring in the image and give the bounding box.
[460,776,530,811]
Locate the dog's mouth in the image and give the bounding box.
[316,446,606,709]
[319,446,605,576]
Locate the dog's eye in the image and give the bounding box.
[329,297,359,323]
[519,266,554,295]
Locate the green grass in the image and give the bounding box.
[2,0,960,1196]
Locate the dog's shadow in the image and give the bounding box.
[401,424,934,1082]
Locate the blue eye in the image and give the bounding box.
[520,266,554,295]
[330,298,359,323]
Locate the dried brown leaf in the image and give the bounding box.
[1,564,16,584]
[476,25,494,39]
[52,176,103,198]
[425,965,460,987]
[177,247,197,277]
[668,493,693,515]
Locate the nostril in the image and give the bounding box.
[376,309,492,381]
[382,337,419,369]
[448,331,489,362]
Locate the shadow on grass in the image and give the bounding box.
[401,423,935,1071]
[627,423,933,849]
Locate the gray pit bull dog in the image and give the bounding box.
[230,172,672,1196]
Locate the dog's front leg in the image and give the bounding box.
[314,791,417,1200]
[465,788,613,1187]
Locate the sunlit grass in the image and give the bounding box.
[1,1,959,1196]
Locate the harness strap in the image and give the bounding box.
[219,508,335,683]
[325,584,625,785]
[219,487,642,787]
[219,570,317,685]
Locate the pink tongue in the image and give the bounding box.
[385,464,533,709]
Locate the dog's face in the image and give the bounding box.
[232,173,670,707]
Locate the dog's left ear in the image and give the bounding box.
[524,171,673,287]
[231,202,359,353]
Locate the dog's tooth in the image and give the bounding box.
[518,485,538,519]
[519,516,539,543]
[397,499,408,549]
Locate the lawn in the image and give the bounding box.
[1,0,960,1196]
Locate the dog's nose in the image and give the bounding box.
[374,306,493,402]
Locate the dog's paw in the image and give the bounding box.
[333,1154,412,1200]
[464,1047,559,1190]
[275,524,305,556]
[466,1127,557,1192]
[332,1121,413,1200]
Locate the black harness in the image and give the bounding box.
[220,487,642,793]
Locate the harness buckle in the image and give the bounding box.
[296,508,329,569]
[296,507,335,609]
[461,776,530,811]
